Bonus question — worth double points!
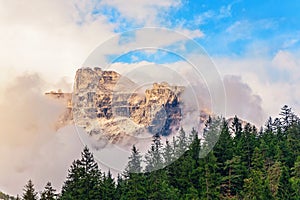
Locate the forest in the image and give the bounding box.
[14,105,300,199]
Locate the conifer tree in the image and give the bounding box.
[123,146,146,200]
[102,170,116,200]
[163,139,175,166]
[290,156,300,199]
[40,182,57,200]
[61,146,102,200]
[145,133,163,172]
[175,128,188,157]
[214,119,233,176]
[221,156,245,198]
[277,166,294,199]
[124,145,142,175]
[267,161,281,197]
[22,180,38,200]
[198,151,220,199]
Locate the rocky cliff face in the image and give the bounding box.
[71,68,185,144]
[46,68,253,145]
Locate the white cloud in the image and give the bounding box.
[100,0,181,26]
[272,50,298,70]
[214,51,300,122]
[223,75,265,125]
[193,11,215,26]
[219,4,232,18]
[225,19,277,42]
[83,28,205,67]
[175,28,204,39]
[0,0,114,85]
[0,73,83,195]
[226,20,252,40]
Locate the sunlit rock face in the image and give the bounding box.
[71,67,185,144]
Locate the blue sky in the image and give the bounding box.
[90,0,300,122]
[96,0,300,57]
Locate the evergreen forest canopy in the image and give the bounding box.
[8,105,300,199]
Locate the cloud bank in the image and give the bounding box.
[0,73,83,196]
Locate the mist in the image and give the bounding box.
[0,73,83,196]
[223,75,266,126]
[0,69,267,196]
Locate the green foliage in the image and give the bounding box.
[40,182,57,200]
[102,170,116,200]
[22,180,38,200]
[60,146,102,200]
[290,156,300,199]
[12,105,300,199]
[0,191,16,200]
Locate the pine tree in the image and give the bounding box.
[290,156,300,199]
[279,105,293,131]
[22,180,38,200]
[124,145,143,175]
[267,161,281,197]
[61,146,102,200]
[201,117,222,156]
[145,133,163,172]
[40,182,57,200]
[231,115,242,138]
[123,145,146,199]
[175,128,188,157]
[145,169,179,200]
[276,166,294,199]
[243,170,265,199]
[221,156,245,198]
[163,138,175,166]
[214,119,234,176]
[102,170,116,200]
[198,151,220,199]
[115,174,126,200]
[265,117,273,133]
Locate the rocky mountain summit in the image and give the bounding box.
[46,68,254,145]
[70,67,185,144]
[46,68,255,147]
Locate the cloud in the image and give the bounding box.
[214,50,300,121]
[0,73,83,196]
[272,50,298,70]
[0,0,114,85]
[100,0,181,26]
[225,19,277,42]
[194,11,215,25]
[219,4,232,18]
[226,20,252,40]
[223,75,265,125]
[83,28,205,67]
[175,28,204,39]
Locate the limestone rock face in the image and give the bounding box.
[72,67,185,143]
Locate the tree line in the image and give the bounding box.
[17,105,300,199]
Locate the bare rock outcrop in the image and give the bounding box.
[71,68,184,143]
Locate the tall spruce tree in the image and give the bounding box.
[40,182,57,200]
[22,180,38,200]
[123,145,146,200]
[290,156,300,199]
[102,170,116,200]
[276,166,294,199]
[61,146,102,200]
[197,151,220,199]
[124,145,143,175]
[145,133,163,172]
